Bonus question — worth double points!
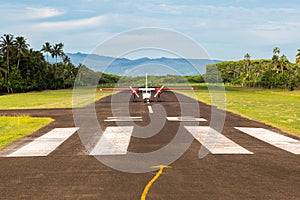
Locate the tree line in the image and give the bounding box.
[0,34,80,93]
[1,33,299,93]
[0,33,205,93]
[0,34,144,93]
[206,47,300,90]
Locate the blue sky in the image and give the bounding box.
[1,0,300,61]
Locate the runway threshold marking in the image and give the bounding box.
[167,117,207,122]
[90,126,134,155]
[235,127,300,154]
[148,106,153,114]
[185,126,253,154]
[141,165,172,200]
[7,128,79,157]
[104,117,142,122]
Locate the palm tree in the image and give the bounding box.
[252,64,261,87]
[15,36,29,69]
[244,53,251,61]
[0,34,14,83]
[279,54,289,73]
[62,55,71,65]
[273,47,280,56]
[58,43,65,61]
[41,42,52,62]
[29,49,45,87]
[62,62,75,86]
[51,43,65,64]
[296,49,300,66]
[0,60,7,79]
[244,53,251,82]
[50,43,65,88]
[272,47,281,73]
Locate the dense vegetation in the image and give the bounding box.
[206,48,300,90]
[0,34,82,93]
[1,33,299,92]
[106,74,204,87]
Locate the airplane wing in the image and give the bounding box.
[97,87,195,92]
[96,87,132,91]
[97,86,196,103]
[97,87,195,91]
[154,87,195,97]
[97,87,140,97]
[162,87,195,91]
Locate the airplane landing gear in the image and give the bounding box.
[157,94,161,102]
[132,95,137,102]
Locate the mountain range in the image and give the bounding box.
[66,52,222,76]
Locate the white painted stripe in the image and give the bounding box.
[185,126,253,154]
[106,117,141,119]
[148,106,153,114]
[7,128,79,157]
[235,127,300,154]
[105,117,142,122]
[90,126,134,155]
[167,117,207,122]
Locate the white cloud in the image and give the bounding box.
[2,1,300,60]
[249,21,300,45]
[159,4,182,14]
[24,7,64,19]
[36,15,108,31]
[0,5,64,21]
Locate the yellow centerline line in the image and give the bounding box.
[141,165,172,200]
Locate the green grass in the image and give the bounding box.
[0,88,115,149]
[0,88,114,110]
[0,116,54,150]
[179,84,300,137]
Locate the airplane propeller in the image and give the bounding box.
[154,85,164,98]
[130,86,140,98]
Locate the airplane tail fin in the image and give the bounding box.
[145,73,148,90]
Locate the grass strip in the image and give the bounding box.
[0,88,113,110]
[179,84,300,137]
[0,116,54,150]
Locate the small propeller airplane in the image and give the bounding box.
[98,74,194,103]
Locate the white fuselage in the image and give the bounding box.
[142,90,151,101]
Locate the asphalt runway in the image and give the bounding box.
[0,91,299,199]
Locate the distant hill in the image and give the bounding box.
[66,52,222,76]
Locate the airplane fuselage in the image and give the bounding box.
[142,90,151,102]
